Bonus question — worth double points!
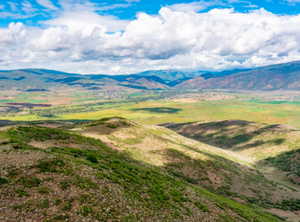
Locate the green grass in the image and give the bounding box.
[4,98,300,130]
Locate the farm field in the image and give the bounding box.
[3,92,300,129]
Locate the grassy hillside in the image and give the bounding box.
[164,120,300,187]
[73,118,300,220]
[0,120,282,222]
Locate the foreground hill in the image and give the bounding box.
[0,118,283,222]
[74,118,300,221]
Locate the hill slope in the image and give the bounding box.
[0,119,283,222]
[73,117,300,221]
[164,120,300,186]
[179,61,300,90]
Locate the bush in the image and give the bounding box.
[18,176,41,188]
[36,159,65,173]
[0,177,9,185]
[86,154,98,163]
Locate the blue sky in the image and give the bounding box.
[1,0,300,74]
[1,0,300,27]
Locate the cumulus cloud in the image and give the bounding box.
[1,6,300,74]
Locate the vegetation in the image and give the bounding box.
[265,149,300,185]
[0,124,281,221]
[1,86,300,221]
[4,94,300,130]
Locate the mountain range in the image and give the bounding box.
[1,61,300,93]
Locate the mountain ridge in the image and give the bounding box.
[2,60,300,94]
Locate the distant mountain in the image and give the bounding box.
[134,70,206,86]
[0,68,211,92]
[178,61,300,90]
[0,69,170,92]
[2,61,300,93]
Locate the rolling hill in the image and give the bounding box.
[0,118,284,222]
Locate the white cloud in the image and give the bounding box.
[166,1,216,12]
[22,1,38,13]
[36,0,58,10]
[2,6,300,74]
[0,1,44,18]
[43,2,129,33]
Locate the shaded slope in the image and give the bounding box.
[164,120,300,187]
[164,120,298,159]
[265,149,300,185]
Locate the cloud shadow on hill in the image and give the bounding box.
[131,107,182,114]
[163,120,289,151]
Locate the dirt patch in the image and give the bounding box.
[171,93,236,103]
[29,141,52,149]
[207,172,223,189]
[81,132,120,150]
[0,151,48,168]
[267,208,300,222]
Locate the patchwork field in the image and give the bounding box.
[3,91,300,129]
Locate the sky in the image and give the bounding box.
[1,0,300,74]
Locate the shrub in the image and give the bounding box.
[86,154,98,163]
[0,177,9,185]
[18,176,41,188]
[36,159,65,173]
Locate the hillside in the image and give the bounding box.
[164,120,300,186]
[0,118,285,222]
[178,61,300,90]
[74,118,300,221]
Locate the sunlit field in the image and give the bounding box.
[3,96,300,129]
